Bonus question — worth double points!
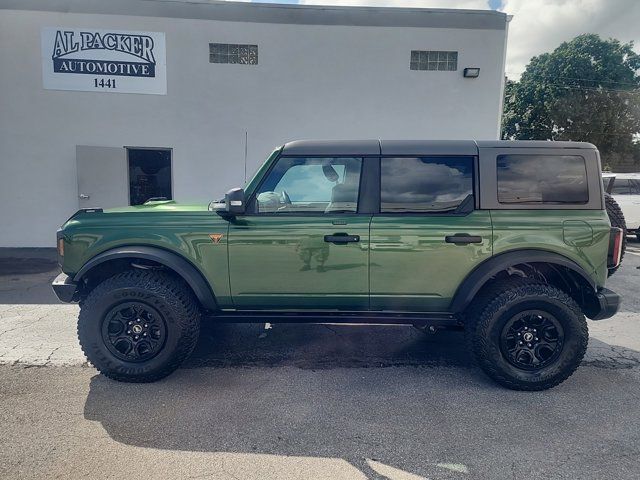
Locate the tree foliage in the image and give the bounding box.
[503,34,640,164]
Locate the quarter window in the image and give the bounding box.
[255,157,362,214]
[497,155,588,204]
[380,157,474,213]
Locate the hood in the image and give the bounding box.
[102,200,210,213]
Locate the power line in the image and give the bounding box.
[506,126,638,137]
[506,80,640,95]
[506,72,640,88]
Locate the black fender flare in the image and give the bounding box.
[450,249,597,313]
[73,246,218,311]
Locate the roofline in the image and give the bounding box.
[281,139,598,156]
[0,0,508,30]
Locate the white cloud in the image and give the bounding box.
[294,0,640,79]
[502,0,640,79]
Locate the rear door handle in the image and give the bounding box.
[445,233,483,245]
[324,233,360,245]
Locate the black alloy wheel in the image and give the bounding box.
[101,301,167,362]
[499,310,564,371]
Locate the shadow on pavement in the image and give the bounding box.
[82,321,640,479]
[186,322,471,369]
[0,248,61,304]
[85,324,482,478]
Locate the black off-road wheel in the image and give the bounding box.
[605,193,626,277]
[78,270,200,383]
[467,283,588,391]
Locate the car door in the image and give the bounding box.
[227,155,372,310]
[369,154,492,312]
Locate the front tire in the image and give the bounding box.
[468,283,588,391]
[78,270,200,382]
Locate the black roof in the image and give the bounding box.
[281,140,597,156]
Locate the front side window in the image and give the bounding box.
[497,155,588,204]
[381,156,474,213]
[254,157,362,213]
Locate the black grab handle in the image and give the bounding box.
[445,234,483,245]
[324,233,360,245]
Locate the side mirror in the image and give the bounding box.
[213,187,246,216]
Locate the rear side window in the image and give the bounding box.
[497,155,588,204]
[380,156,474,213]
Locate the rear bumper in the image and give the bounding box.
[589,288,621,321]
[52,273,78,303]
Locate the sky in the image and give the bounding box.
[241,0,640,79]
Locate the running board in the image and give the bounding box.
[203,310,462,327]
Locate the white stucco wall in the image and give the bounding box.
[0,5,507,246]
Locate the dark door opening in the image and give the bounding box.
[127,148,172,205]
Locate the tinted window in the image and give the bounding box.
[381,156,474,213]
[497,155,588,204]
[255,157,362,213]
[611,179,630,195]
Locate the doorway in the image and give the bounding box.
[127,148,173,205]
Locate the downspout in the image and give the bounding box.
[497,14,513,140]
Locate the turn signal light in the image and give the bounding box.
[57,237,65,257]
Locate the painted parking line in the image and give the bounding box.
[626,244,640,256]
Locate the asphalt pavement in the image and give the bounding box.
[1,244,640,479]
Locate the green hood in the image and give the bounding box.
[103,200,210,213]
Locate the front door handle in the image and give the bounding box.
[324,233,360,245]
[445,233,483,245]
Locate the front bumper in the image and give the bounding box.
[52,273,78,303]
[589,287,621,321]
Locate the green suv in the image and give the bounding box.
[53,140,623,390]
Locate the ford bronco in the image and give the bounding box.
[53,140,623,390]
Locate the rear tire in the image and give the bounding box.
[605,193,626,276]
[468,283,588,391]
[78,270,200,382]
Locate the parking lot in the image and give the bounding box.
[1,245,640,479]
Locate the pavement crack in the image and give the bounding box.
[45,346,62,365]
[322,324,340,335]
[0,317,48,339]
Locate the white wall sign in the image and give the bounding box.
[41,27,166,95]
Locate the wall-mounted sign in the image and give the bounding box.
[41,27,166,95]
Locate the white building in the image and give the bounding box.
[0,0,509,247]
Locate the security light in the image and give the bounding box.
[463,67,480,78]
